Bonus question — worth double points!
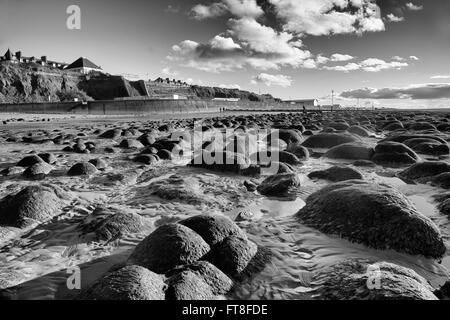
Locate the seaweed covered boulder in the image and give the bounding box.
[308,166,363,182]
[149,175,206,205]
[17,155,44,167]
[128,223,210,274]
[372,142,420,167]
[23,162,53,180]
[165,270,215,300]
[324,143,374,160]
[179,214,245,246]
[302,133,359,149]
[412,142,450,156]
[348,125,372,137]
[190,151,252,174]
[431,172,450,189]
[314,260,438,300]
[206,235,258,279]
[399,161,450,182]
[167,261,233,296]
[257,173,301,197]
[68,162,99,176]
[99,129,122,140]
[0,185,66,228]
[327,122,349,131]
[119,139,144,149]
[82,207,152,242]
[133,154,159,165]
[285,144,310,160]
[407,122,437,131]
[77,265,165,300]
[296,180,446,258]
[382,134,446,145]
[267,129,302,145]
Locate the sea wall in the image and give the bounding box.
[0,99,311,115]
[0,99,229,115]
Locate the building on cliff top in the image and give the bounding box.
[0,48,69,69]
[0,49,103,75]
[65,57,103,74]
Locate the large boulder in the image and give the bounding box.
[83,208,151,242]
[399,161,450,181]
[165,270,215,300]
[382,134,446,145]
[179,214,245,246]
[372,142,420,167]
[206,235,258,279]
[308,166,363,182]
[315,260,438,300]
[68,162,99,176]
[149,175,206,205]
[296,180,446,258]
[17,155,44,167]
[77,265,165,300]
[267,129,302,145]
[348,125,372,137]
[407,122,437,131]
[128,224,210,274]
[167,261,233,296]
[190,151,251,174]
[100,129,122,139]
[257,173,301,197]
[0,185,65,228]
[412,142,450,156]
[285,144,310,160]
[302,133,359,149]
[119,139,145,149]
[23,162,53,180]
[324,143,374,160]
[431,172,450,189]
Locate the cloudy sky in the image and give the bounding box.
[0,0,449,108]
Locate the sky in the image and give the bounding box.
[0,0,449,108]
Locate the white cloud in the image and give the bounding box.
[386,14,405,23]
[360,58,408,72]
[224,0,264,18]
[431,75,450,80]
[190,3,228,20]
[316,54,330,65]
[324,63,361,72]
[270,0,385,36]
[168,17,312,72]
[251,73,293,87]
[341,83,450,100]
[190,0,263,20]
[392,56,405,61]
[209,36,242,50]
[218,83,242,89]
[323,58,408,72]
[409,55,420,61]
[406,2,424,11]
[174,1,408,74]
[330,53,354,62]
[161,67,179,77]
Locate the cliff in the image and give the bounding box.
[0,62,279,104]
